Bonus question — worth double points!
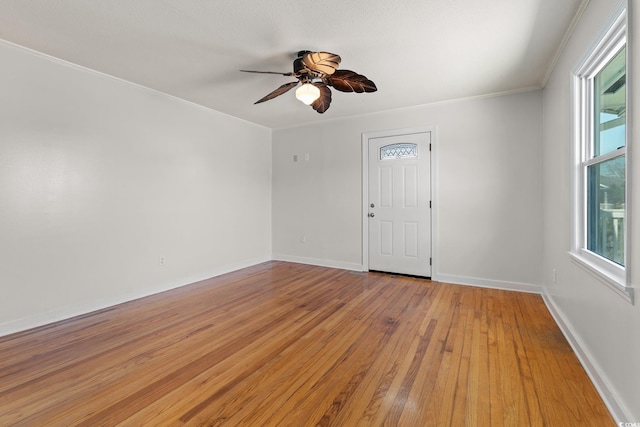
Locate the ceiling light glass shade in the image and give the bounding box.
[295,83,320,105]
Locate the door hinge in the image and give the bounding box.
[429,257,432,266]
[429,143,432,151]
[429,200,432,208]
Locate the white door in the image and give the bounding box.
[368,132,431,277]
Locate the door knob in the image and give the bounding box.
[368,212,375,217]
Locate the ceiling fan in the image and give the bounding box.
[240,50,377,113]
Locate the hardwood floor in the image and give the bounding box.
[0,261,614,426]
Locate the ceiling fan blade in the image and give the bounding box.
[254,81,299,104]
[327,70,377,93]
[302,52,342,75]
[240,70,295,76]
[311,84,332,113]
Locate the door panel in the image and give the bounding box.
[404,222,418,257]
[404,165,418,207]
[368,132,431,277]
[380,221,393,255]
[380,166,393,207]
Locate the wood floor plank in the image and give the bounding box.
[0,261,615,426]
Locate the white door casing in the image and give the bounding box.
[366,131,431,277]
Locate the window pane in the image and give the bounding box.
[380,143,417,160]
[594,46,626,157]
[587,156,625,265]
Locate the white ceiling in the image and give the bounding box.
[0,0,585,129]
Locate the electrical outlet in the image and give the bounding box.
[160,257,166,266]
[293,154,298,162]
[300,235,306,243]
[552,268,557,283]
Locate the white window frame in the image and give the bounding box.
[571,3,633,303]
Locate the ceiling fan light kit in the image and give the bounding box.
[295,83,321,105]
[240,50,377,113]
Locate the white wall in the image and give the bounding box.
[0,41,272,336]
[272,90,543,291]
[542,0,639,421]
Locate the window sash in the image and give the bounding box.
[585,154,625,265]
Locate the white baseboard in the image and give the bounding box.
[541,291,630,424]
[0,256,271,338]
[271,254,364,272]
[436,273,541,294]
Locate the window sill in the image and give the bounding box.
[568,251,634,304]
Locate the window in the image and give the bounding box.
[572,5,632,302]
[588,46,626,265]
[380,143,418,160]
